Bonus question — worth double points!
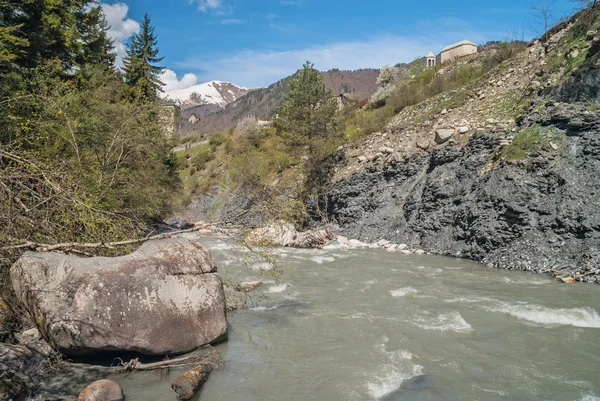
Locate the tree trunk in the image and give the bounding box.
[171,365,212,400]
[170,350,222,400]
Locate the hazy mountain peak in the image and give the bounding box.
[162,80,253,108]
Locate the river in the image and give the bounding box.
[108,236,600,401]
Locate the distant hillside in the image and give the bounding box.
[323,69,380,99]
[181,69,380,136]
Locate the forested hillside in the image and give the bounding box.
[0,2,179,297]
[180,69,379,136]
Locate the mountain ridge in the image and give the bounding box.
[162,80,252,108]
[180,68,380,136]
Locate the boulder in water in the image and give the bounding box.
[11,239,228,356]
[247,223,335,248]
[78,380,124,401]
[236,281,264,292]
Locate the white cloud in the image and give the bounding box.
[220,18,244,25]
[101,2,140,69]
[175,36,445,88]
[160,69,198,92]
[191,0,222,12]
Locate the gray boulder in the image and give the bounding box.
[247,223,335,248]
[434,129,455,144]
[11,239,227,356]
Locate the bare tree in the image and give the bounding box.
[571,0,597,9]
[532,0,557,42]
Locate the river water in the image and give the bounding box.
[109,237,600,401]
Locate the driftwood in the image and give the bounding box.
[117,354,210,372]
[171,350,223,400]
[2,225,222,253]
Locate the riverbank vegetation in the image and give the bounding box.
[175,62,343,225]
[0,1,179,323]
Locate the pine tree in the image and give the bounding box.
[275,61,339,152]
[123,13,164,102]
[274,61,341,194]
[75,5,116,69]
[0,0,107,71]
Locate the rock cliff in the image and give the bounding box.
[327,69,600,282]
[325,9,600,282]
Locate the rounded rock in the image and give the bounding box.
[78,380,124,401]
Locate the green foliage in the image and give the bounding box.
[75,6,115,69]
[274,61,340,151]
[343,105,396,141]
[123,13,164,102]
[191,149,215,170]
[0,0,108,71]
[0,24,29,66]
[209,132,226,148]
[0,3,179,298]
[503,126,563,160]
[274,61,342,195]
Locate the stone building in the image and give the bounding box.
[426,51,436,68]
[440,40,478,64]
[159,105,177,138]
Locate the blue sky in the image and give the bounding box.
[100,0,576,89]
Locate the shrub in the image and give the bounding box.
[191,150,215,170]
[209,132,225,148]
[343,105,396,140]
[388,84,426,113]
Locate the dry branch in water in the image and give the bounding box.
[2,225,223,253]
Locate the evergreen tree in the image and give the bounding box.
[123,13,164,102]
[275,61,339,153]
[75,5,116,69]
[0,0,114,71]
[274,61,341,194]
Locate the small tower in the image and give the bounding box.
[426,51,436,68]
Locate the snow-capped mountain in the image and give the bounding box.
[162,81,252,108]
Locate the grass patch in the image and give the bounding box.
[504,126,563,160]
[342,105,396,142]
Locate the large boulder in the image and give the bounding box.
[11,239,227,356]
[247,223,335,248]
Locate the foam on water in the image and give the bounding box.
[250,305,279,311]
[581,395,600,401]
[484,302,600,328]
[503,276,551,285]
[413,311,474,333]
[267,284,287,293]
[251,262,273,271]
[311,256,335,264]
[444,295,497,304]
[390,287,418,298]
[367,340,423,399]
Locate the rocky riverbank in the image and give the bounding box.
[1,238,228,400]
[326,88,600,283]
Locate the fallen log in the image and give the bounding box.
[171,350,223,400]
[2,225,224,253]
[118,354,209,372]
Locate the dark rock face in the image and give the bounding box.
[11,239,228,356]
[0,343,46,400]
[327,111,600,282]
[553,69,600,104]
